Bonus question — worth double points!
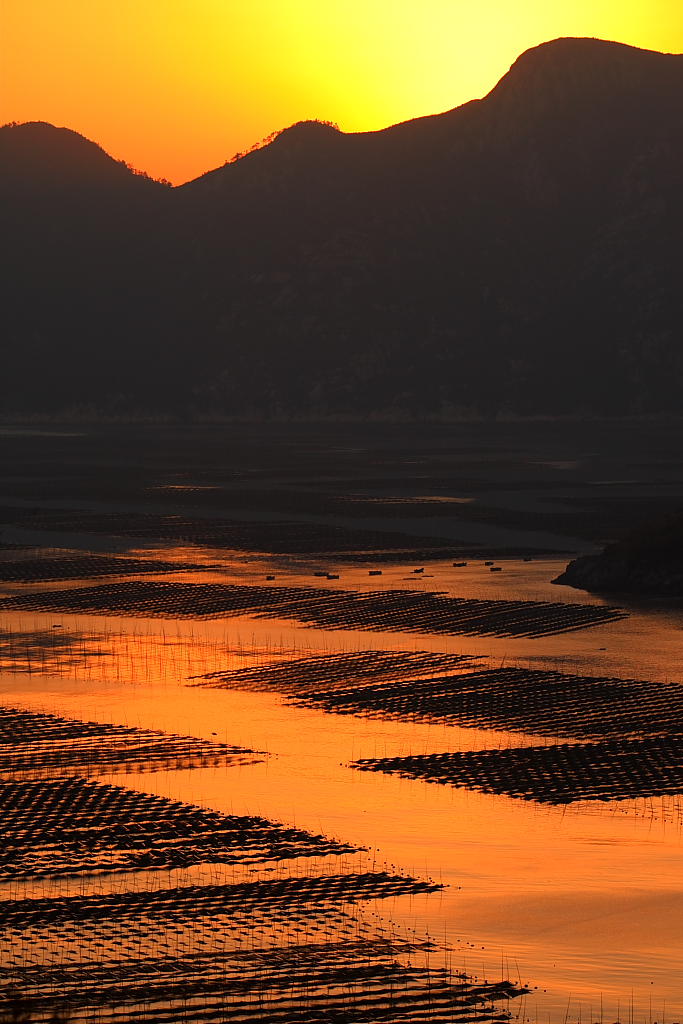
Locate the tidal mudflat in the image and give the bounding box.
[1,421,683,1022]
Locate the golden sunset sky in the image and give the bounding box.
[2,0,682,184]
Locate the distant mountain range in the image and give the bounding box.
[2,37,682,417]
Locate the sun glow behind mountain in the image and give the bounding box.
[2,0,682,184]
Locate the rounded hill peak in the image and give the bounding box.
[276,120,341,139]
[0,120,160,192]
[485,36,682,116]
[269,119,343,154]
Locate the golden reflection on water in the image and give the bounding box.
[1,555,682,1020]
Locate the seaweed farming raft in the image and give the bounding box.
[194,654,683,741]
[0,579,627,637]
[0,554,202,583]
[0,777,358,879]
[0,704,260,777]
[353,733,683,804]
[0,699,527,1022]
[0,873,525,1024]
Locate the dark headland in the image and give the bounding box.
[1,36,682,418]
[554,512,683,596]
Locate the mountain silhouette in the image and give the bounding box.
[0,121,165,193]
[1,38,681,416]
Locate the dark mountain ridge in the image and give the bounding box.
[0,121,165,193]
[1,38,681,417]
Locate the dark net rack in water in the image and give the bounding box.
[202,657,683,742]
[0,955,522,1024]
[191,648,476,692]
[353,733,683,804]
[0,872,441,931]
[0,777,358,879]
[0,579,627,637]
[0,554,202,584]
[0,873,525,1024]
[0,704,261,778]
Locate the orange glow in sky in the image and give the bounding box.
[2,0,682,184]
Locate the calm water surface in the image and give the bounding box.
[1,556,682,1021]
